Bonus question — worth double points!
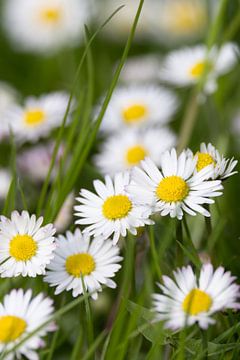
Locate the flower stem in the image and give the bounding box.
[81,277,94,360]
[148,225,162,280]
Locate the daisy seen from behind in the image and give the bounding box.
[0,210,56,278]
[159,43,238,94]
[152,264,240,330]
[195,142,238,180]
[44,229,122,299]
[3,0,92,54]
[74,172,153,244]
[95,127,176,176]
[128,148,223,220]
[99,85,178,133]
[0,288,55,360]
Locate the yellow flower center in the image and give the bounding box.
[167,2,206,34]
[65,253,95,277]
[196,153,216,172]
[125,145,148,165]
[0,316,27,343]
[122,104,148,124]
[40,7,62,24]
[10,235,38,261]
[102,195,132,220]
[24,109,46,127]
[190,61,206,77]
[182,288,212,315]
[156,175,189,202]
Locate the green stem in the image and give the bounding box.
[176,220,184,267]
[201,328,208,359]
[148,225,162,280]
[205,205,212,237]
[81,277,94,359]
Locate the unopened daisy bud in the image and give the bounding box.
[0,211,56,278]
[152,264,240,330]
[74,172,153,244]
[0,289,55,359]
[0,168,11,199]
[159,43,238,94]
[95,127,176,176]
[45,229,122,300]
[98,85,178,134]
[195,143,238,180]
[128,148,223,220]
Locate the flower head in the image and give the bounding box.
[45,229,122,299]
[152,264,240,329]
[0,211,56,277]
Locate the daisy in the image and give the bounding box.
[99,85,178,133]
[120,55,161,84]
[128,148,223,220]
[195,143,238,180]
[3,0,92,54]
[0,211,56,278]
[0,168,11,199]
[0,288,55,360]
[152,264,240,330]
[17,142,64,182]
[159,43,238,94]
[0,82,18,140]
[5,92,71,143]
[44,229,122,299]
[74,172,153,244]
[94,127,176,176]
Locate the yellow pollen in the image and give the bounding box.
[182,289,212,315]
[65,253,95,277]
[40,7,62,23]
[102,195,132,220]
[122,104,148,124]
[156,175,189,203]
[10,235,38,261]
[0,316,27,343]
[196,152,216,172]
[24,109,46,126]
[126,145,148,165]
[190,62,206,77]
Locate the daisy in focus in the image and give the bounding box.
[0,168,11,199]
[0,211,56,277]
[152,264,240,329]
[128,148,223,220]
[74,172,153,244]
[195,143,238,180]
[17,142,64,182]
[3,0,92,54]
[0,289,55,359]
[44,229,122,299]
[95,127,176,176]
[5,92,71,143]
[159,43,238,94]
[99,85,178,133]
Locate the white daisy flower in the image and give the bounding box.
[17,142,64,182]
[0,288,55,360]
[95,127,176,176]
[54,192,74,233]
[74,172,153,244]
[3,0,92,55]
[195,143,238,180]
[0,169,11,199]
[99,85,178,133]
[120,55,161,84]
[128,148,223,220]
[0,82,18,140]
[150,0,209,44]
[0,211,56,278]
[44,229,122,300]
[152,264,240,330]
[159,43,238,94]
[5,92,71,143]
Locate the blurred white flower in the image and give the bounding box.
[17,142,64,182]
[99,85,178,134]
[95,127,176,176]
[54,192,74,232]
[120,55,161,84]
[0,82,18,139]
[0,169,11,199]
[3,0,93,54]
[5,92,71,143]
[159,43,238,94]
